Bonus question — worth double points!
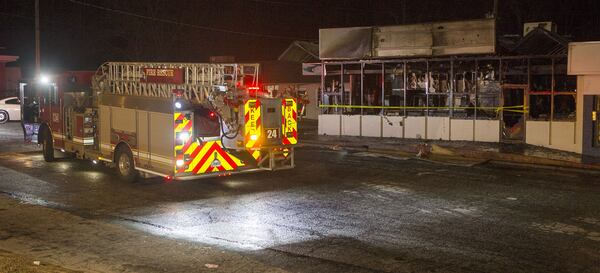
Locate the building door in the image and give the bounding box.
[592,96,600,148]
[501,84,527,142]
[583,95,600,163]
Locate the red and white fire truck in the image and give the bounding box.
[20,62,297,181]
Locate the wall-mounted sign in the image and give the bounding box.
[302,63,323,76]
[142,68,184,84]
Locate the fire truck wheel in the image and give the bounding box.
[115,147,137,183]
[42,131,55,162]
[0,110,8,124]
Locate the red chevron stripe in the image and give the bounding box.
[182,120,193,132]
[192,144,218,174]
[213,145,238,169]
[181,134,194,154]
[187,144,202,163]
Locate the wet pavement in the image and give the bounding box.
[1,121,600,272]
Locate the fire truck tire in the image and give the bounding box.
[115,146,137,183]
[42,131,55,162]
[0,110,8,124]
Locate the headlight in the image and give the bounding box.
[178,132,190,142]
[176,159,185,167]
[174,101,182,109]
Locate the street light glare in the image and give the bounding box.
[39,75,50,84]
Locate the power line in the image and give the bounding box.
[65,0,312,41]
[0,11,30,20]
[248,0,397,14]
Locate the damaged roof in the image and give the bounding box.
[278,41,319,63]
[260,61,319,84]
[510,27,569,55]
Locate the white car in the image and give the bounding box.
[0,97,21,124]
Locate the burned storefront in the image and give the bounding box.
[314,19,583,154]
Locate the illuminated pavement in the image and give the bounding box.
[1,122,600,272]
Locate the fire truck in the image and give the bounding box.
[20,62,297,181]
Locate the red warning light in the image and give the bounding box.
[172,89,184,97]
[209,111,216,118]
[247,86,261,97]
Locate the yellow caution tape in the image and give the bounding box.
[318,104,529,114]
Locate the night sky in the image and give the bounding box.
[1,0,599,77]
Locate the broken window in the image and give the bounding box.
[343,63,362,114]
[475,60,501,120]
[363,63,383,115]
[322,64,342,114]
[406,61,427,116]
[384,62,405,116]
[553,58,576,121]
[428,61,451,117]
[529,58,553,121]
[452,60,476,119]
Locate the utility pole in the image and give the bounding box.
[401,0,407,24]
[35,0,40,76]
[493,0,499,18]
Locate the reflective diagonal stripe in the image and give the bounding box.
[189,141,244,174]
[250,150,261,161]
[282,98,298,145]
[244,99,262,161]
[244,99,261,148]
[174,112,194,173]
[175,111,246,175]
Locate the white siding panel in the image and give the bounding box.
[405,117,426,139]
[318,115,341,136]
[361,116,382,137]
[550,122,580,153]
[342,115,361,136]
[382,116,404,138]
[474,120,500,142]
[450,119,474,141]
[427,117,450,140]
[526,121,550,147]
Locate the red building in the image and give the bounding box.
[0,53,20,98]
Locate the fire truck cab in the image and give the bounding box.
[21,62,297,181]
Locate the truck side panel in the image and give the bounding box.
[99,105,111,155]
[99,104,173,175]
[148,112,173,174]
[136,111,150,168]
[111,107,136,134]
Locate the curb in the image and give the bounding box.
[299,140,600,171]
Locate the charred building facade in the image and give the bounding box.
[310,19,600,159]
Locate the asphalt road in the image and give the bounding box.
[0,122,599,273]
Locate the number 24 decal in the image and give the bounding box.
[266,129,278,139]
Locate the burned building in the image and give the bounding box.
[309,19,600,158]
